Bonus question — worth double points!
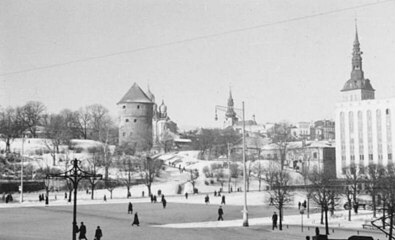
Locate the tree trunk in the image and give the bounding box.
[325,206,329,235]
[372,192,376,218]
[6,138,11,153]
[127,185,131,198]
[147,184,152,196]
[348,197,352,221]
[91,183,95,200]
[279,205,283,230]
[68,189,72,202]
[389,208,393,240]
[320,205,324,225]
[258,179,261,191]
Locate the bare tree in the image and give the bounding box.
[0,107,26,153]
[87,104,110,142]
[86,146,104,200]
[140,155,163,196]
[114,142,138,198]
[264,169,292,230]
[43,113,73,166]
[252,161,264,191]
[365,163,385,218]
[75,107,91,139]
[229,163,241,189]
[18,101,46,138]
[308,169,338,235]
[343,163,364,218]
[269,122,293,170]
[379,163,395,239]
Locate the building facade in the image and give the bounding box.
[335,27,395,177]
[310,120,335,141]
[118,83,154,151]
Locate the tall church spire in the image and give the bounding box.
[225,87,237,125]
[351,20,364,80]
[341,22,375,101]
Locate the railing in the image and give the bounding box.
[371,215,395,239]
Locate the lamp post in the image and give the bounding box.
[215,101,248,227]
[48,158,102,240]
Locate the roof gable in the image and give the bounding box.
[118,83,153,104]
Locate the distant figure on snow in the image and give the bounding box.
[132,212,140,226]
[185,192,188,199]
[218,206,224,221]
[128,202,133,214]
[205,195,210,204]
[95,226,103,240]
[221,195,226,205]
[214,190,217,197]
[162,197,167,208]
[272,212,278,230]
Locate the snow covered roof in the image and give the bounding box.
[117,83,153,104]
[261,140,335,150]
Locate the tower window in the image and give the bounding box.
[134,119,137,123]
[137,105,140,109]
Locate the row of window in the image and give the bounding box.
[340,108,393,169]
[122,105,141,109]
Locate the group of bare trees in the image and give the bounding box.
[0,101,118,154]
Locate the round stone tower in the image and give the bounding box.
[118,83,154,152]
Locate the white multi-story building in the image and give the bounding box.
[335,27,395,177]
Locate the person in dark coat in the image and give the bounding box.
[162,198,167,208]
[272,212,278,230]
[45,195,49,205]
[78,222,87,240]
[95,226,103,240]
[132,212,140,226]
[214,190,217,197]
[150,194,154,203]
[218,206,224,221]
[298,201,301,210]
[128,202,133,214]
[185,192,188,199]
[205,195,210,204]
[153,195,157,203]
[221,195,226,205]
[161,194,165,203]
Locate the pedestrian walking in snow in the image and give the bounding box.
[162,198,167,208]
[205,195,210,204]
[221,195,226,205]
[78,222,88,240]
[185,192,188,199]
[298,201,301,210]
[218,206,224,221]
[153,195,157,203]
[131,212,140,226]
[94,226,103,240]
[128,202,133,214]
[214,190,217,197]
[272,212,278,230]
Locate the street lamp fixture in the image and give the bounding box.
[215,101,249,227]
[48,158,102,240]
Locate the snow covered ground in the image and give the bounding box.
[0,145,384,234]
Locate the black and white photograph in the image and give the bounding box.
[1,0,395,239]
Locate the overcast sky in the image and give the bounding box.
[1,0,395,130]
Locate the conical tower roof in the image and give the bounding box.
[118,83,154,104]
